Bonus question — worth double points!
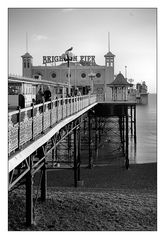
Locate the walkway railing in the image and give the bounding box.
[8,94,97,156]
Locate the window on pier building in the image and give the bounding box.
[106,59,110,67]
[81,73,86,78]
[51,73,56,78]
[96,73,101,78]
[8,83,21,95]
[66,73,71,78]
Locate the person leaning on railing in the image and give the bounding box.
[36,88,44,104]
[44,87,51,102]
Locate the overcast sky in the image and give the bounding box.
[8,8,156,93]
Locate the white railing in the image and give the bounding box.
[8,94,97,155]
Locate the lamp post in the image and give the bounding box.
[128,78,134,84]
[61,47,73,95]
[88,72,96,94]
[128,78,134,95]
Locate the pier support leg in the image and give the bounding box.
[88,114,93,168]
[119,116,122,144]
[95,116,98,160]
[98,117,101,143]
[74,127,77,187]
[68,133,72,162]
[26,156,34,226]
[130,106,133,136]
[83,118,86,134]
[134,106,137,144]
[122,116,125,155]
[52,148,55,167]
[40,160,47,202]
[125,106,129,169]
[55,146,58,161]
[77,126,81,181]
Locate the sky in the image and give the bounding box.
[8,8,157,93]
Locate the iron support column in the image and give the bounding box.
[98,117,101,143]
[88,113,93,168]
[130,106,133,136]
[122,115,125,155]
[77,126,81,181]
[74,127,77,187]
[55,146,58,161]
[119,116,122,144]
[134,106,137,144]
[40,159,47,201]
[26,156,34,226]
[95,116,98,160]
[83,118,86,134]
[68,133,72,162]
[52,147,55,167]
[125,106,129,169]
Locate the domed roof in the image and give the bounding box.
[108,72,131,86]
[21,52,33,58]
[104,51,115,57]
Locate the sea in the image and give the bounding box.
[130,93,157,164]
[48,93,157,165]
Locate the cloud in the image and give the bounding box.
[33,34,48,41]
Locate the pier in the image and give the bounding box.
[8,92,136,226]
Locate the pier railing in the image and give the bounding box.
[8,94,97,155]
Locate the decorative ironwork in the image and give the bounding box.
[8,94,97,156]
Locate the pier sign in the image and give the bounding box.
[43,55,96,65]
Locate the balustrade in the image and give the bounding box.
[8,94,97,155]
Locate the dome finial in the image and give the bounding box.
[108,32,110,52]
[26,32,28,53]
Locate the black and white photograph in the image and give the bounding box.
[6,4,159,233]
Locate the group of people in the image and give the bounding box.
[18,87,83,109]
[35,87,51,104]
[34,87,82,105]
[66,88,81,98]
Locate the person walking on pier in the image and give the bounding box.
[44,87,51,102]
[36,87,44,104]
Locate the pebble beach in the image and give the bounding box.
[8,162,157,231]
